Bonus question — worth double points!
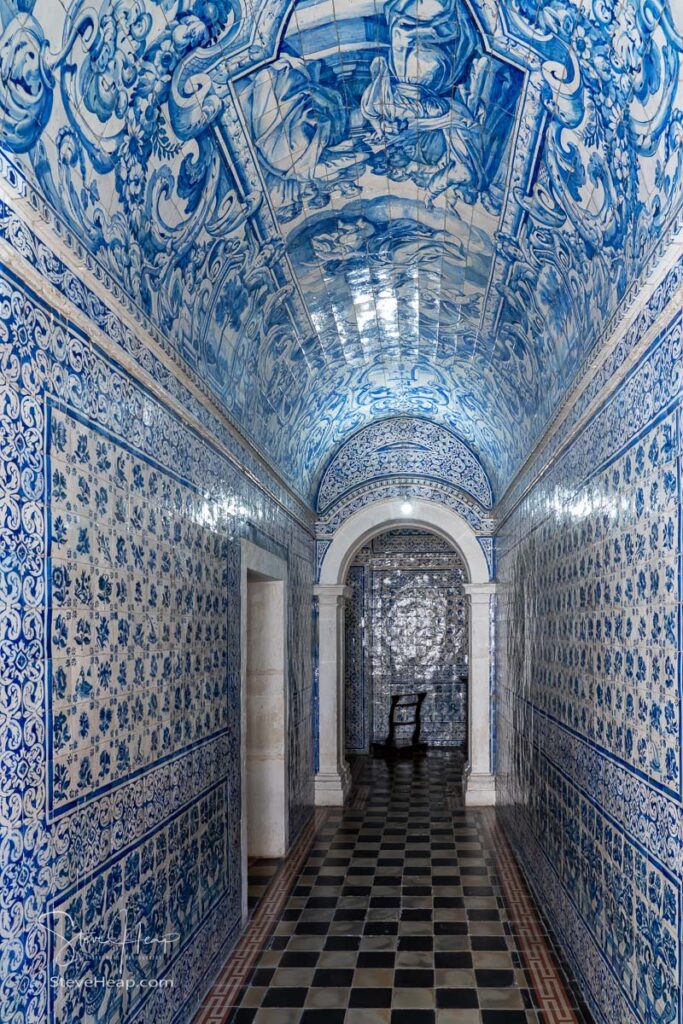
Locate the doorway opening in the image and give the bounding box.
[344,528,468,760]
[315,496,494,807]
[240,542,288,921]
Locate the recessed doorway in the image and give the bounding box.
[240,541,288,922]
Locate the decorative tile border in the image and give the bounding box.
[495,271,683,1024]
[0,201,313,526]
[316,476,494,545]
[0,259,316,1024]
[498,248,683,525]
[191,765,589,1024]
[316,417,494,513]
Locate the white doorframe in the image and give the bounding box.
[240,540,288,924]
[316,497,496,807]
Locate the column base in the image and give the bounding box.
[464,772,496,806]
[315,765,351,806]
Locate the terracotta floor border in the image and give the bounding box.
[193,807,329,1024]
[480,807,582,1023]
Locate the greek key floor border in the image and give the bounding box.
[480,809,588,1024]
[193,808,330,1024]
[193,784,590,1024]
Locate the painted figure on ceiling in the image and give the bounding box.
[361,0,519,211]
[243,56,366,221]
[240,0,520,221]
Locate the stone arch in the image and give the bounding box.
[315,498,496,806]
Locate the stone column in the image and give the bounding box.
[314,584,352,806]
[463,582,497,806]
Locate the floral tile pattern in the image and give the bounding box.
[496,296,683,1024]
[49,784,231,1024]
[47,404,231,814]
[0,262,315,1024]
[523,413,680,793]
[1,4,683,1024]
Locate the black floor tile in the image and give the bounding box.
[435,951,472,968]
[357,952,395,968]
[391,1012,435,1023]
[250,969,275,986]
[475,969,515,987]
[311,969,353,987]
[436,988,480,1009]
[301,1012,345,1024]
[472,936,507,951]
[226,1010,256,1024]
[349,988,393,1007]
[398,936,433,951]
[394,968,434,987]
[261,987,308,1007]
[481,1012,528,1023]
[280,952,319,967]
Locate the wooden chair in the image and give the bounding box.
[373,692,427,754]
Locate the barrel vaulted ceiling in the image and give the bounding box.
[1,0,682,501]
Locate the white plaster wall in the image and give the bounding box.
[240,541,289,921]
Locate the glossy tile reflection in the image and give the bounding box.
[496,301,683,1024]
[1,0,682,496]
[196,752,592,1024]
[0,265,316,1024]
[1,1,683,1022]
[345,531,468,752]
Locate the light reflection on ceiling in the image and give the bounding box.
[1,0,682,500]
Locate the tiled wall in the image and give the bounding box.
[496,301,683,1024]
[345,530,468,753]
[0,262,315,1024]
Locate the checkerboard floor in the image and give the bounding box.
[248,858,284,913]
[196,751,593,1024]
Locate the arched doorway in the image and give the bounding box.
[315,497,496,807]
[344,528,469,756]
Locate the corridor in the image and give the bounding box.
[196,753,589,1024]
[1,1,681,1023]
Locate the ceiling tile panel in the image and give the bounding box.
[0,0,681,500]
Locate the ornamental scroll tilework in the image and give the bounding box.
[48,785,230,1024]
[1,1,683,498]
[495,306,683,1024]
[530,755,681,1024]
[314,420,496,579]
[0,263,315,1024]
[315,418,494,513]
[345,531,468,753]
[316,477,493,539]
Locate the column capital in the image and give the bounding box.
[463,582,497,601]
[314,583,352,604]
